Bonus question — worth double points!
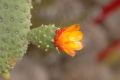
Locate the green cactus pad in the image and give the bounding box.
[0,0,32,78]
[28,25,58,52]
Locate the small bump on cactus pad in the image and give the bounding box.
[0,0,32,78]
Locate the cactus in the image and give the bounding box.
[0,0,59,79]
[28,24,57,52]
[0,0,31,79]
[0,0,83,79]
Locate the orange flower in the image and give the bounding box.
[53,24,83,57]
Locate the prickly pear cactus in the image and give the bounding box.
[0,0,32,79]
[0,0,82,79]
[28,25,57,52]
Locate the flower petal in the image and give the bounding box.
[63,47,76,57]
[59,31,83,42]
[68,31,83,41]
[64,24,80,32]
[66,42,83,50]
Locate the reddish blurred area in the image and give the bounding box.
[97,40,120,62]
[94,0,120,24]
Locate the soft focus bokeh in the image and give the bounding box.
[9,0,120,80]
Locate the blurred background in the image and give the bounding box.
[10,0,120,80]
